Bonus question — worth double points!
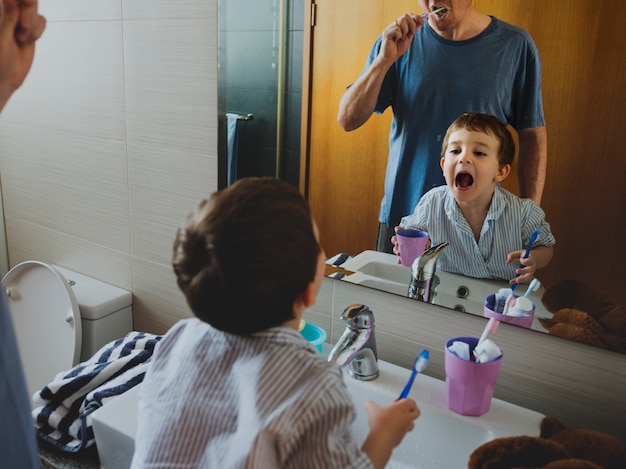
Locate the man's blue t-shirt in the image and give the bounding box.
[368,17,545,226]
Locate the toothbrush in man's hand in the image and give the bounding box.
[419,7,446,20]
[511,230,541,291]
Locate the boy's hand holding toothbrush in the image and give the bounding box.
[359,349,427,468]
[507,229,540,287]
[506,248,538,286]
[361,399,420,469]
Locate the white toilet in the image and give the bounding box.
[2,261,133,404]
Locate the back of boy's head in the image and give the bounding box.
[441,112,516,166]
[172,177,320,335]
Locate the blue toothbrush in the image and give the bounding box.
[397,349,429,400]
[511,230,540,292]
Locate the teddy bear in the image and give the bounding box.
[538,279,626,353]
[467,417,626,469]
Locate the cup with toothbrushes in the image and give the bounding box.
[484,279,539,329]
[444,334,503,416]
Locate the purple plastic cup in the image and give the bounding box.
[396,229,430,267]
[445,337,503,416]
[484,294,534,329]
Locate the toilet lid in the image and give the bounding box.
[2,261,82,403]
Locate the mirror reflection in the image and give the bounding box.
[218,0,626,354]
[217,0,303,189]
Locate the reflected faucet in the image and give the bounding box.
[408,242,449,303]
[328,304,379,381]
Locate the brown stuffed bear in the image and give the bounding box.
[468,417,626,469]
[539,280,626,353]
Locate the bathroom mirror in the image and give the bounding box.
[219,0,626,354]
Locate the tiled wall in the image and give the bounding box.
[0,0,217,333]
[306,278,626,442]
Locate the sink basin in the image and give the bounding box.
[341,251,412,296]
[431,270,506,313]
[91,356,543,468]
[340,251,552,331]
[348,376,489,468]
[345,256,412,284]
[342,271,410,296]
[346,359,543,468]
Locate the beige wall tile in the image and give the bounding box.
[1,127,131,252]
[131,259,191,335]
[40,0,122,21]
[122,0,213,20]
[4,218,132,289]
[123,18,217,153]
[7,21,126,136]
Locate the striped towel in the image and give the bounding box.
[32,331,162,452]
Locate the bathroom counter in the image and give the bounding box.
[91,354,544,468]
[39,442,100,469]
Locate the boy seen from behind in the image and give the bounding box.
[132,177,420,469]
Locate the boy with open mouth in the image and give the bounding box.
[393,112,555,286]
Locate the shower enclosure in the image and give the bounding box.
[217,0,304,188]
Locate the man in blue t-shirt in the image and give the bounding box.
[338,1,547,253]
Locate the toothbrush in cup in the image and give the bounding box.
[474,317,501,360]
[523,278,540,298]
[478,317,499,346]
[511,230,540,292]
[397,349,429,400]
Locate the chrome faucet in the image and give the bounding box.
[408,242,449,303]
[327,304,379,381]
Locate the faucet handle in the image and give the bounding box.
[341,304,374,330]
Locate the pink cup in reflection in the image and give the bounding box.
[445,337,503,416]
[484,294,535,329]
[396,229,430,267]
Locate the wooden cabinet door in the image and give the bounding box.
[303,0,417,258]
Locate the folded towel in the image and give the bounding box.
[32,331,162,452]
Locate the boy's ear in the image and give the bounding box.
[495,163,511,182]
[298,281,317,309]
[440,157,445,170]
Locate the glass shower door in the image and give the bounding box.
[217,0,304,188]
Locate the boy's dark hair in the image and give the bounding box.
[172,177,321,335]
[441,112,516,166]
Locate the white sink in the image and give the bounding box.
[344,255,412,284]
[340,251,412,296]
[347,359,543,468]
[91,356,543,468]
[342,271,411,296]
[340,251,552,331]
